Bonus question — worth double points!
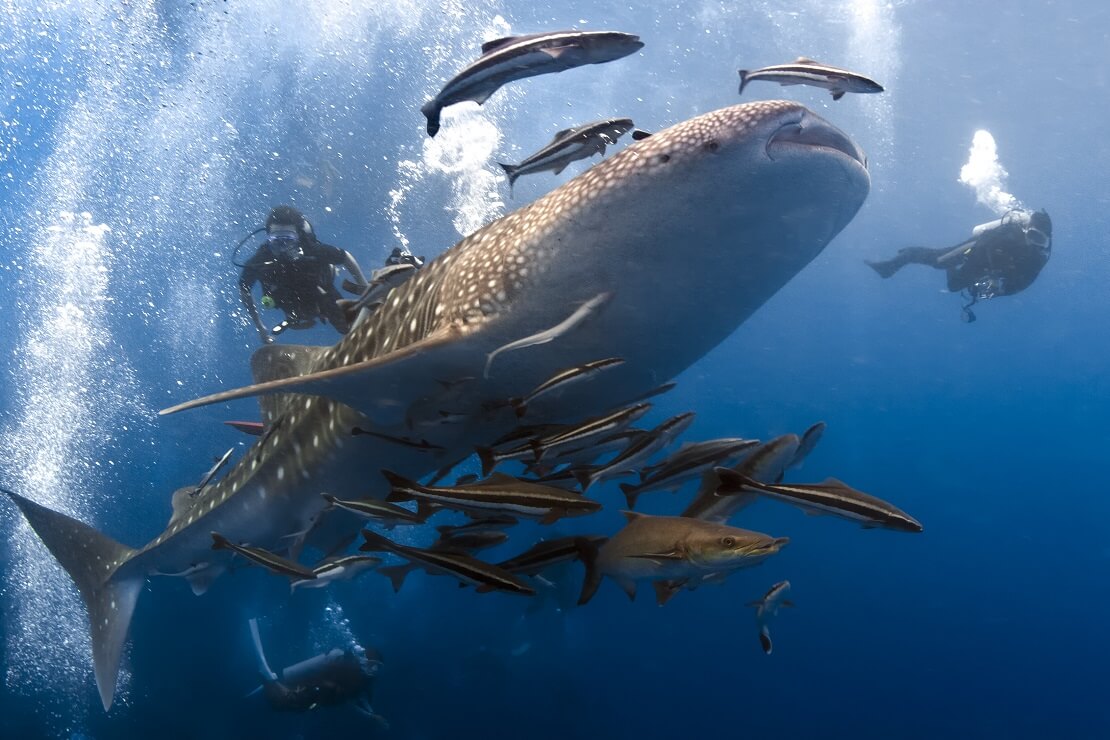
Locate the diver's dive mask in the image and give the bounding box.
[1025,226,1050,252]
[267,226,302,257]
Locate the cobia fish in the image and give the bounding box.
[421,31,643,137]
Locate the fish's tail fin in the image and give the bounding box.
[575,536,603,606]
[498,163,519,195]
[508,397,527,418]
[759,624,773,654]
[3,488,142,710]
[420,100,441,138]
[475,446,498,477]
[738,70,750,95]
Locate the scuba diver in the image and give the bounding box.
[865,208,1052,322]
[238,205,368,344]
[248,618,388,727]
[385,246,425,269]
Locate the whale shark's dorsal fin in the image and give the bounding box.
[249,344,330,423]
[162,326,475,421]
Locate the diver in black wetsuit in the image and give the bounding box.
[866,208,1052,322]
[239,205,368,344]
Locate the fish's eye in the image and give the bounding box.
[721,536,736,548]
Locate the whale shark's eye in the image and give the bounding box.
[704,139,720,152]
[655,153,671,164]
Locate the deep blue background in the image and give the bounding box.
[2,1,1109,738]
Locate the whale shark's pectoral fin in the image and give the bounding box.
[160,325,478,422]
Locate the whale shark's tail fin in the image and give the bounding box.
[2,488,141,710]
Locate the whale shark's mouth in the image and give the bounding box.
[765,114,868,169]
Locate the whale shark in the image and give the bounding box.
[3,99,869,710]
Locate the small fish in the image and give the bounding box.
[715,470,923,532]
[529,402,653,464]
[210,532,316,581]
[485,292,612,378]
[572,412,696,491]
[631,129,653,140]
[321,494,430,528]
[432,529,510,553]
[681,434,800,522]
[496,535,607,575]
[421,31,643,137]
[577,513,788,605]
[738,57,884,101]
[290,555,383,592]
[620,437,760,509]
[500,119,634,193]
[224,420,264,436]
[359,530,535,595]
[338,263,418,327]
[435,514,519,537]
[382,470,600,524]
[747,580,794,654]
[508,357,625,418]
[193,448,235,495]
[350,427,445,451]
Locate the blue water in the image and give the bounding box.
[2,1,1109,738]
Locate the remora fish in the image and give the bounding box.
[210,532,317,580]
[195,448,235,493]
[382,469,600,524]
[747,580,794,654]
[508,357,625,418]
[715,469,923,532]
[681,434,800,522]
[360,529,535,595]
[322,493,430,529]
[738,57,884,101]
[421,31,643,137]
[338,262,418,328]
[289,555,383,592]
[572,411,696,490]
[499,119,635,193]
[577,512,788,605]
[435,513,519,536]
[4,99,868,709]
[496,535,607,575]
[619,437,760,509]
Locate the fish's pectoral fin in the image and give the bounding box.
[652,579,686,606]
[539,44,577,60]
[186,564,227,596]
[575,536,603,606]
[161,325,478,423]
[831,90,845,101]
[615,576,637,601]
[379,564,414,593]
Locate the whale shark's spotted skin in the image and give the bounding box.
[5,100,870,710]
